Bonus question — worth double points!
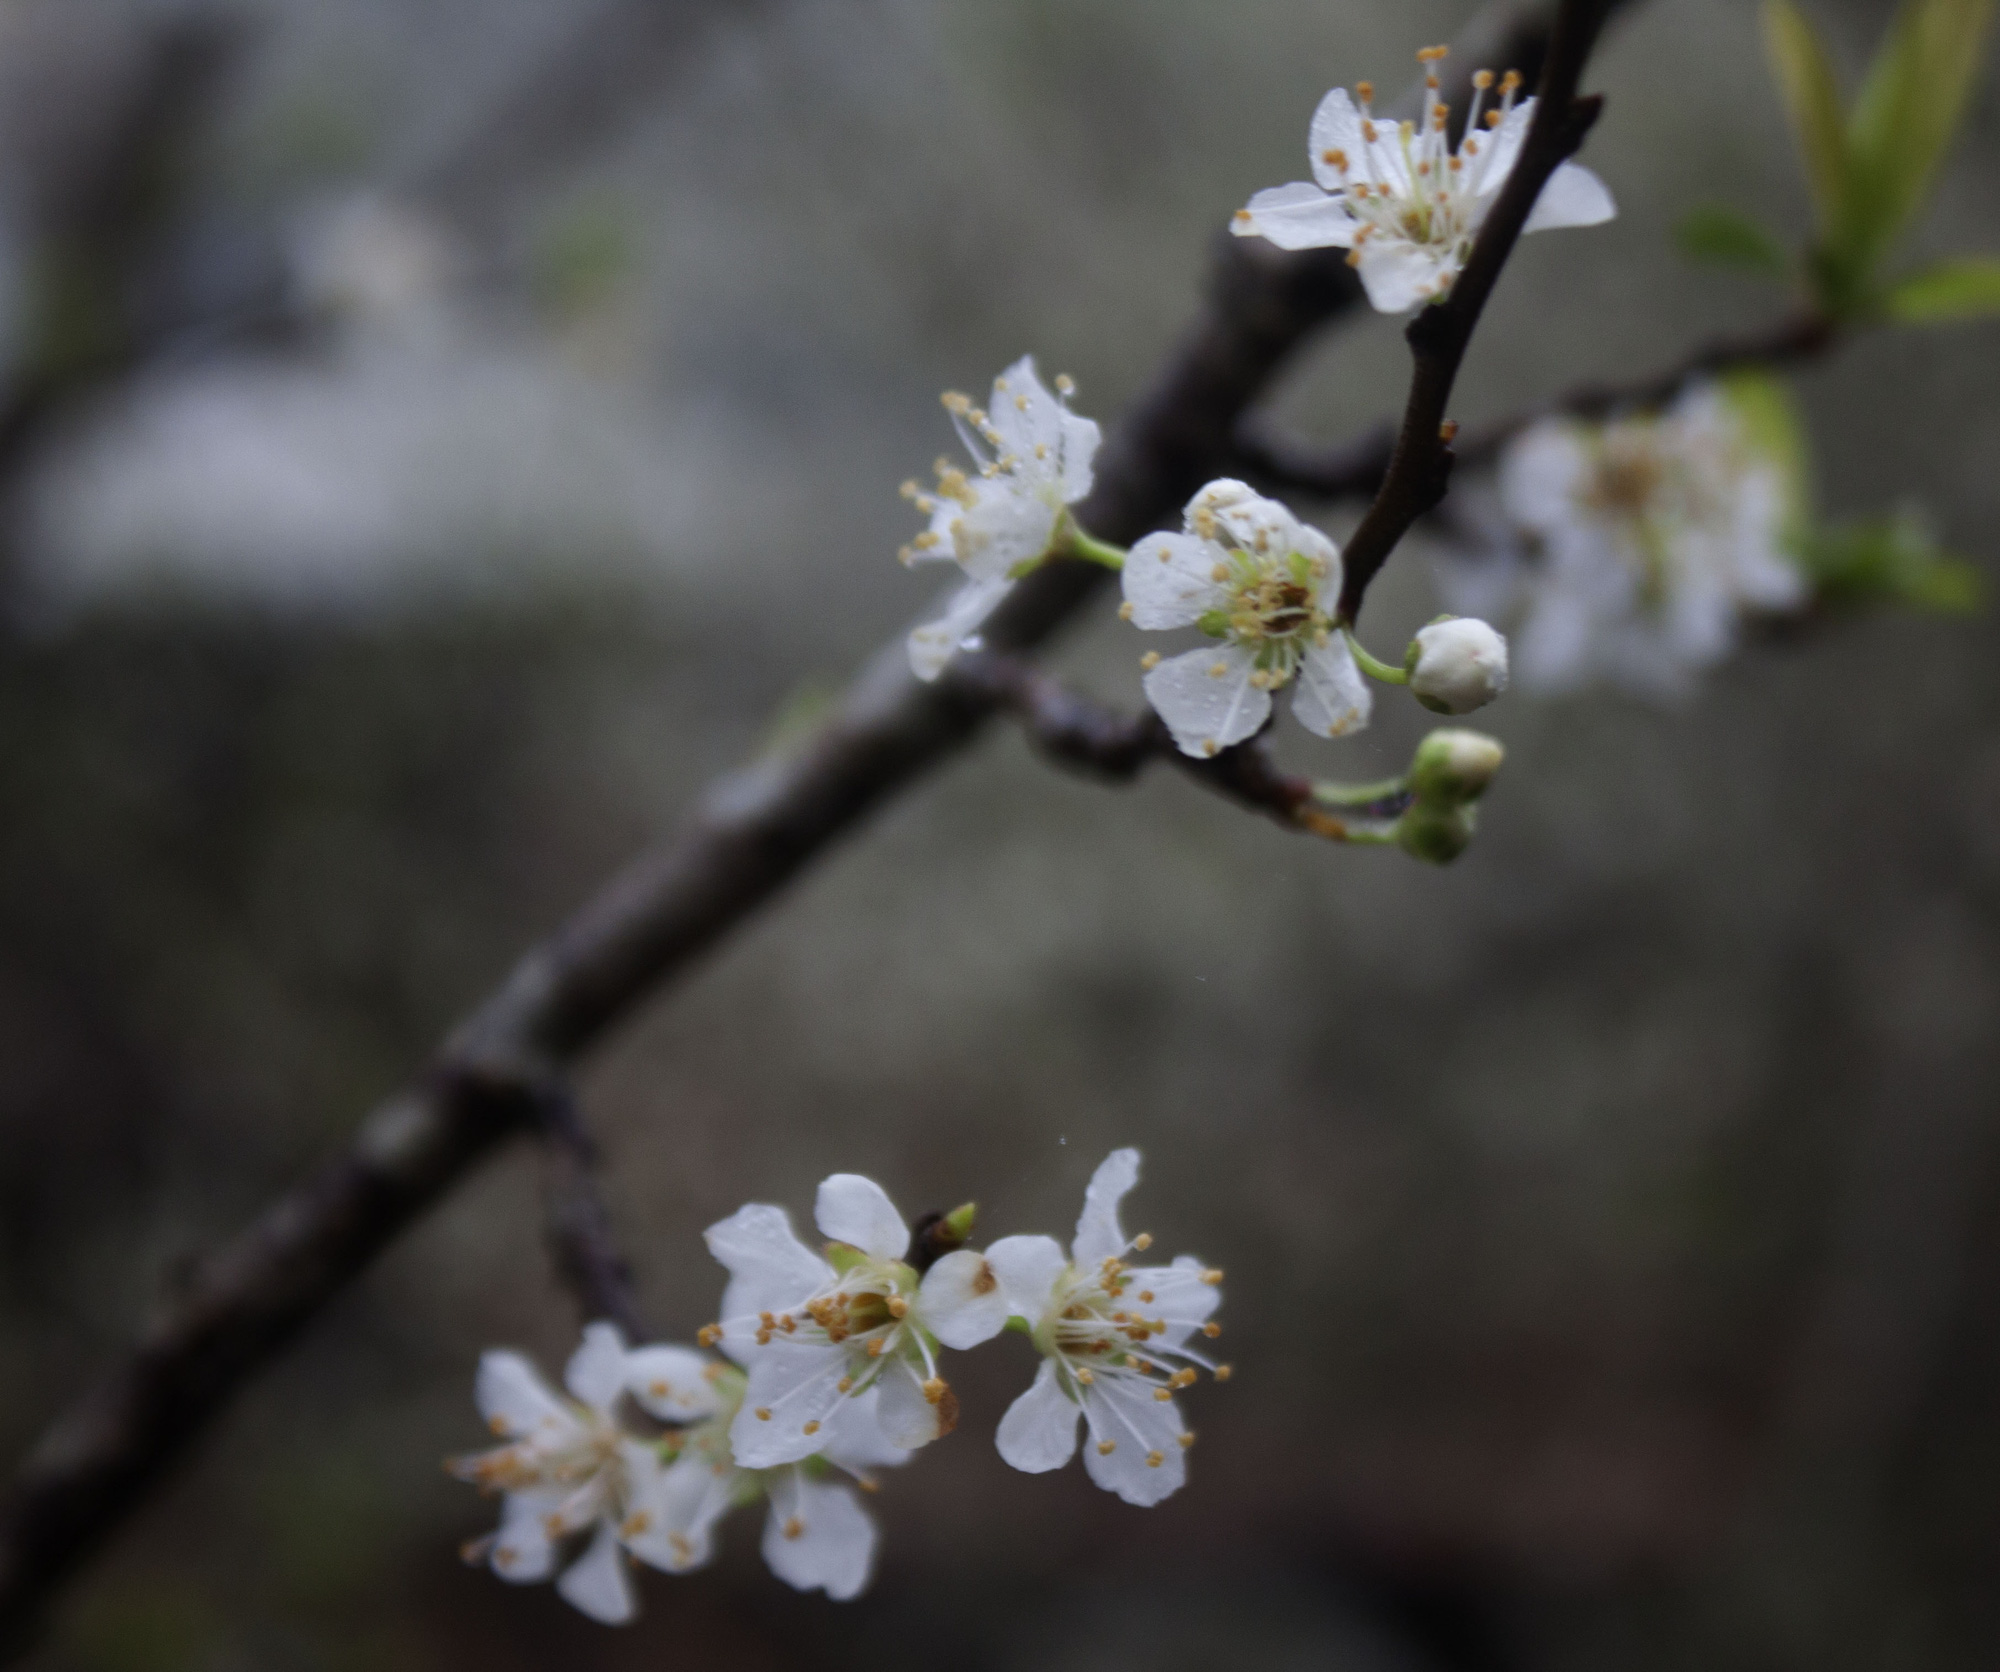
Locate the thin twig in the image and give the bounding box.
[1234,311,1836,501]
[0,3,1610,1652]
[532,1083,645,1339]
[1336,0,1617,623]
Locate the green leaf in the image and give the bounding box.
[1797,510,1983,612]
[1845,0,1996,267]
[1761,0,1853,231]
[1883,255,2000,320]
[1721,370,1813,531]
[1675,205,1790,275]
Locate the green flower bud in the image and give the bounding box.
[1396,802,1478,865]
[1408,728,1504,805]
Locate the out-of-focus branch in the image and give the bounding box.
[1336,0,1617,623]
[532,1083,644,1339]
[0,2,1618,1654]
[1235,312,1837,502]
[949,655,1401,841]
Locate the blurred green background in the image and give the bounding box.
[3,0,2000,1667]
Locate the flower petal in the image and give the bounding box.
[1470,97,1535,198]
[873,1358,949,1450]
[1124,1253,1221,1348]
[490,1486,565,1584]
[1498,420,1589,535]
[1059,413,1101,504]
[817,1385,914,1474]
[555,1521,637,1625]
[1232,182,1358,251]
[1356,240,1455,313]
[984,1233,1069,1318]
[996,1357,1081,1474]
[986,356,1067,464]
[624,1450,737,1575]
[564,1321,630,1412]
[1142,644,1270,759]
[475,1351,570,1440]
[705,1203,830,1358]
[762,1471,876,1601]
[730,1345,853,1468]
[909,574,1013,681]
[1291,637,1372,738]
[1073,1147,1140,1269]
[917,1249,1009,1349]
[1307,87,1370,189]
[1080,1380,1189,1507]
[951,478,1064,581]
[1524,161,1617,233]
[623,1346,723,1423]
[814,1174,909,1259]
[1121,532,1230,629]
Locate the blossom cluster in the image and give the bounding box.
[451,1150,1224,1620]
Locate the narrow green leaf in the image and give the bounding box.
[1797,510,1983,613]
[1761,0,1852,230]
[1884,256,2000,320]
[1846,0,1996,264]
[1675,205,1790,275]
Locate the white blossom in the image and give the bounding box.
[704,1173,1011,1470]
[450,1322,723,1624]
[1231,49,1615,314]
[1409,616,1509,714]
[1472,381,1807,696]
[984,1149,1225,1508]
[901,356,1101,680]
[1121,479,1369,758]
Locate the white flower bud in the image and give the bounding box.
[1407,617,1509,714]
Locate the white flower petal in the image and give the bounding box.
[625,1450,737,1574]
[984,1233,1069,1318]
[475,1351,570,1440]
[995,1358,1081,1474]
[730,1345,853,1468]
[623,1346,723,1423]
[951,479,1063,581]
[986,356,1068,464]
[1291,637,1373,738]
[762,1472,876,1601]
[1073,1147,1140,1269]
[490,1486,565,1584]
[1524,161,1617,233]
[1307,87,1370,189]
[814,1174,909,1260]
[1080,1381,1189,1507]
[555,1521,636,1625]
[1232,182,1358,251]
[1059,413,1101,504]
[564,1321,630,1413]
[1471,98,1536,199]
[917,1249,1009,1349]
[872,1358,947,1450]
[1124,1253,1221,1349]
[1498,420,1590,535]
[706,1203,830,1357]
[909,574,1013,681]
[1143,644,1270,759]
[1121,532,1230,629]
[1196,479,1303,557]
[818,1385,914,1474]
[1356,240,1454,313]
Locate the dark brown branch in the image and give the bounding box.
[948,654,1409,841]
[0,3,1602,1654]
[1236,312,1837,501]
[1336,0,1616,623]
[532,1083,645,1339]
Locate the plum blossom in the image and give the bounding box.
[901,356,1101,679]
[1408,616,1509,713]
[1232,47,1615,314]
[704,1173,1011,1470]
[1121,479,1369,757]
[1463,381,1807,696]
[985,1149,1225,1507]
[641,1354,910,1601]
[450,1322,728,1624]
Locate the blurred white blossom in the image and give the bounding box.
[1450,381,1807,696]
[704,1173,1009,1468]
[902,356,1100,679]
[985,1149,1225,1507]
[1121,479,1368,757]
[1232,49,1614,313]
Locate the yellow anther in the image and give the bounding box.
[1154,1389,1173,1403]
[1178,1432,1196,1448]
[1214,1365,1233,1382]
[1473,68,1495,89]
[1208,662,1228,678]
[1417,44,1449,61]
[1134,1233,1153,1251]
[1145,1450,1165,1468]
[1500,69,1522,93]
[1056,373,1076,394]
[1140,650,1161,671]
[1076,1368,1095,1384]
[1203,1321,1222,1338]
[783,1517,805,1540]
[887,1295,909,1319]
[755,1407,772,1420]
[838,1376,853,1392]
[922,1377,949,1405]
[803,1420,821,1436]
[942,391,971,414]
[1485,109,1503,128]
[1097,1439,1117,1456]
[1139,1290,1155,1304]
[1201,1268,1224,1285]
[1210,562,1228,582]
[622,1511,653,1537]
[1202,740,1218,757]
[670,1532,694,1561]
[1356,81,1374,104]
[1119,601,1135,621]
[1361,119,1378,143]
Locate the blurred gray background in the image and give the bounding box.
[3,0,1999,1667]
